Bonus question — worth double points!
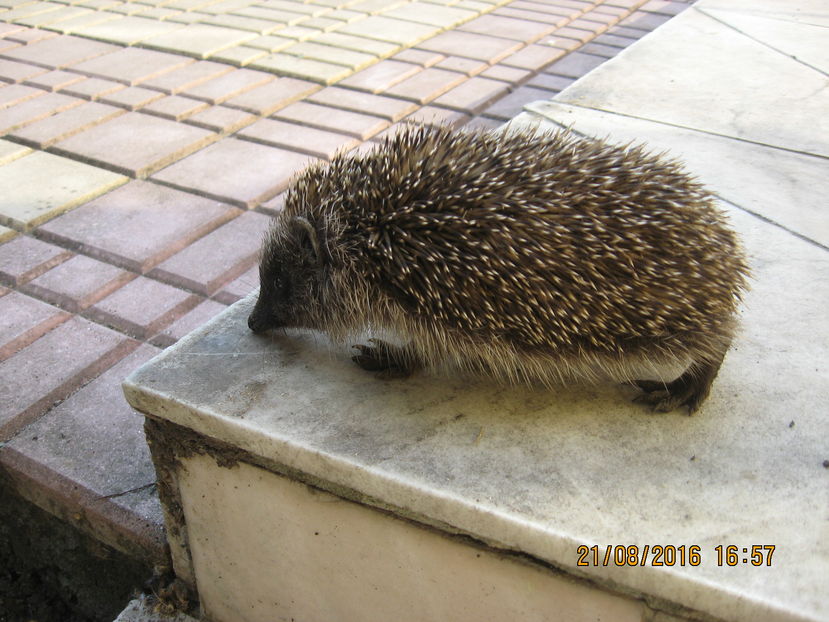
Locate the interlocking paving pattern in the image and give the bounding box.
[0,0,690,569]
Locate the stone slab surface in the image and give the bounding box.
[524,100,829,249]
[557,6,829,157]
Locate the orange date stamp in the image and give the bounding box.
[576,544,776,567]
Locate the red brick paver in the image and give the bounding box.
[37,180,239,272]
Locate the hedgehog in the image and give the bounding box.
[247,124,750,413]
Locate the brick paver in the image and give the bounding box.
[22,254,135,312]
[0,0,690,584]
[10,100,124,146]
[69,46,193,85]
[0,291,70,361]
[0,235,72,287]
[52,111,217,176]
[151,298,227,347]
[0,316,136,441]
[87,275,200,339]
[149,210,270,295]
[238,118,358,159]
[152,137,314,206]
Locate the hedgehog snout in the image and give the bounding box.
[247,297,281,334]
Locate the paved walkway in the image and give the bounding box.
[0,0,689,569]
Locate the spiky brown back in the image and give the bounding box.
[283,124,749,358]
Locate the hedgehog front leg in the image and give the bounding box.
[352,338,421,380]
[632,348,728,414]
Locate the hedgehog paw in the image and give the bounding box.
[632,354,724,415]
[352,339,418,380]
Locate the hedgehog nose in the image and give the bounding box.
[248,301,276,334]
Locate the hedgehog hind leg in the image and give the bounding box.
[352,338,421,379]
[632,347,728,415]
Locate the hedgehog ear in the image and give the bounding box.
[292,216,324,268]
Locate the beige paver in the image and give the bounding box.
[432,75,509,112]
[435,55,488,75]
[151,138,315,207]
[0,224,16,243]
[185,104,257,133]
[415,30,523,62]
[0,34,118,68]
[198,14,282,35]
[142,24,257,58]
[307,86,417,121]
[140,59,233,94]
[23,69,86,91]
[0,91,83,134]
[98,85,165,110]
[0,138,32,165]
[285,41,378,69]
[0,58,50,83]
[71,16,184,45]
[16,6,94,29]
[338,58,422,93]
[61,76,125,99]
[0,150,126,229]
[209,45,267,66]
[0,85,44,111]
[50,11,123,35]
[383,2,477,28]
[142,94,210,121]
[244,34,295,53]
[182,67,273,103]
[250,54,351,84]
[338,16,437,46]
[222,76,319,115]
[309,31,399,57]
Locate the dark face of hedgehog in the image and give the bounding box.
[247,217,325,334]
